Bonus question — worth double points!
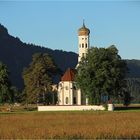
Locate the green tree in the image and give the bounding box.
[0,62,14,104]
[76,46,130,105]
[23,53,58,104]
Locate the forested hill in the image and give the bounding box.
[0,24,77,90]
[0,24,140,93]
[126,60,140,102]
[126,59,140,78]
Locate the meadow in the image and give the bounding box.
[0,110,140,139]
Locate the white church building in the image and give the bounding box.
[38,22,110,111]
[57,22,90,106]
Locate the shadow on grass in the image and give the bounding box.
[115,106,140,111]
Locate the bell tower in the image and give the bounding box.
[78,20,90,63]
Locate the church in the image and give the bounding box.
[57,22,90,105]
[38,22,111,111]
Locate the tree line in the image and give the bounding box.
[0,46,135,106]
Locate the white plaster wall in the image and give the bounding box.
[58,82,63,105]
[38,105,105,111]
[58,81,73,105]
[77,89,81,105]
[86,97,89,105]
[78,35,89,62]
[63,81,72,105]
[108,104,114,111]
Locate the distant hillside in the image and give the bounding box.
[126,60,140,102]
[0,24,77,90]
[126,59,140,78]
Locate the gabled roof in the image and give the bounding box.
[61,68,75,81]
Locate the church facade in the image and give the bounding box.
[57,22,90,105]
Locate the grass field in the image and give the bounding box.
[0,110,140,139]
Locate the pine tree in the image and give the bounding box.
[0,62,14,104]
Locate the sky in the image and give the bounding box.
[0,0,140,59]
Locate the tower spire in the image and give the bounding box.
[83,19,85,27]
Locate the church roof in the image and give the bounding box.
[61,68,75,81]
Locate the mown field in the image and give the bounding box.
[0,110,140,139]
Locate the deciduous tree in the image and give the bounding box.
[76,45,130,105]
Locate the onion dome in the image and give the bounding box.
[78,21,90,36]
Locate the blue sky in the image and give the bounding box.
[0,1,140,59]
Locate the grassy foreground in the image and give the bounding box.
[0,111,140,139]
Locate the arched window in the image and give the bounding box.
[73,97,76,104]
[79,44,81,48]
[82,43,84,48]
[85,43,88,48]
[66,97,69,104]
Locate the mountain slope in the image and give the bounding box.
[126,59,140,78]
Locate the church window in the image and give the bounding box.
[82,43,84,48]
[82,53,84,57]
[85,38,87,40]
[65,86,68,90]
[79,44,81,48]
[85,43,88,48]
[73,85,76,90]
[82,38,84,40]
[66,97,69,104]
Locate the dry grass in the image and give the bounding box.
[0,111,140,139]
[0,104,37,112]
